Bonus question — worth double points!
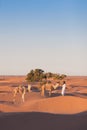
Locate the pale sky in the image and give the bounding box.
[0,0,87,75]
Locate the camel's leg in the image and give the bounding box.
[22,93,25,102]
[49,90,52,96]
[41,85,45,96]
[21,88,26,102]
[41,90,45,96]
[13,91,17,102]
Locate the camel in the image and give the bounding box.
[13,85,26,103]
[41,82,60,97]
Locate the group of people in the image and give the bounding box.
[13,81,66,103]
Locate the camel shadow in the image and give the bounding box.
[0,101,14,105]
[50,93,61,97]
[82,86,87,88]
[44,90,61,97]
[0,91,11,94]
[45,90,87,99]
[31,87,40,92]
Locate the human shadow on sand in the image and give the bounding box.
[70,85,87,89]
[65,92,87,99]
[1,111,87,130]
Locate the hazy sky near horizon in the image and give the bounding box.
[0,0,87,75]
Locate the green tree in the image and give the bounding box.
[26,69,67,83]
[26,69,45,82]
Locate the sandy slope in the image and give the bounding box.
[22,96,87,114]
[1,95,87,114]
[0,76,87,114]
[0,76,87,130]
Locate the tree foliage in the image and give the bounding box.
[26,69,46,82]
[53,74,67,80]
[26,68,67,82]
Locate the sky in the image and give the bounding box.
[0,0,87,75]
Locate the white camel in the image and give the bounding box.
[13,85,26,103]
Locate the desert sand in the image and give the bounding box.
[0,76,87,130]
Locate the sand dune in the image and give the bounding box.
[1,95,87,114]
[22,96,87,114]
[0,76,87,130]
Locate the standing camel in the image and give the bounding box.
[41,82,53,97]
[41,82,60,97]
[13,85,26,103]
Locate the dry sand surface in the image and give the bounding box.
[0,76,87,130]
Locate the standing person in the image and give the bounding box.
[61,81,66,96]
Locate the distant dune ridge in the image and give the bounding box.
[0,76,87,130]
